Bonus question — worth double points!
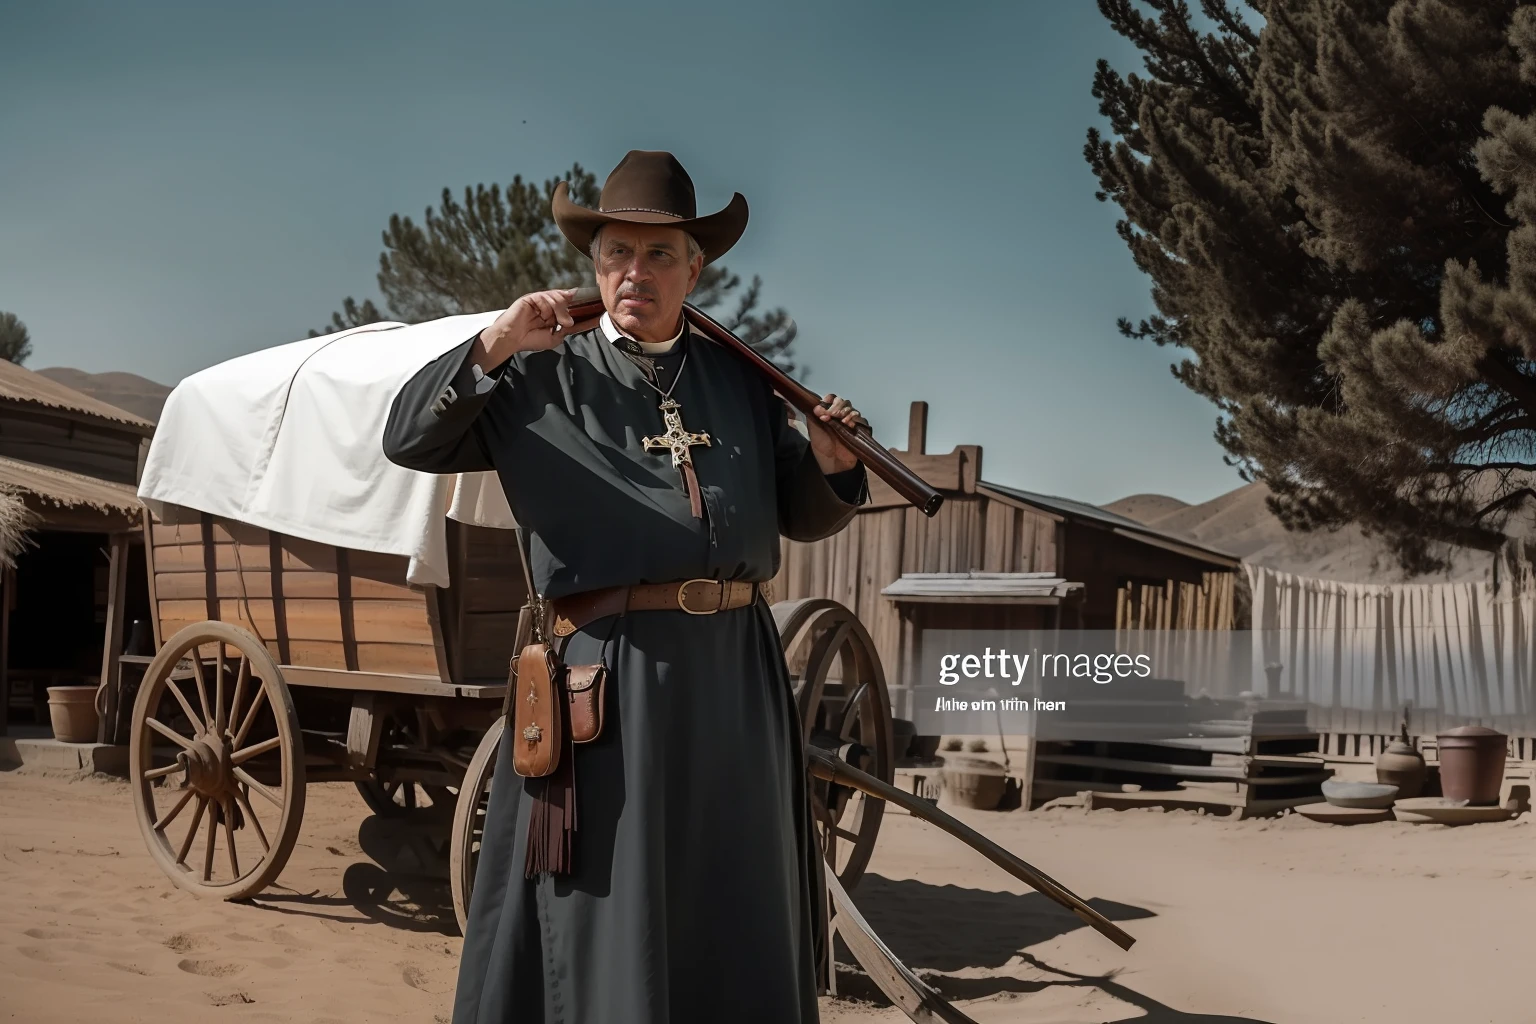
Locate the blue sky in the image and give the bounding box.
[0,0,1244,506]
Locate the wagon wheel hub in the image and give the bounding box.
[181,732,232,798]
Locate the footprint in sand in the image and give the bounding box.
[400,964,430,989]
[107,961,150,976]
[178,958,244,978]
[22,927,72,940]
[207,991,255,1006]
[17,945,64,963]
[163,932,199,953]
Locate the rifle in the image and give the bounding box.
[566,286,943,517]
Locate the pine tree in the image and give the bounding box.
[1089,1,1536,570]
[0,312,32,365]
[316,165,801,373]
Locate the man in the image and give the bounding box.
[383,150,868,1023]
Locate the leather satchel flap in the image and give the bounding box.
[566,663,605,693]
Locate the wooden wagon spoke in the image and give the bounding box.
[176,796,208,866]
[230,735,283,766]
[233,683,269,749]
[188,647,214,731]
[838,681,871,742]
[146,717,198,752]
[203,801,218,881]
[235,786,269,853]
[214,644,227,734]
[144,760,186,781]
[227,656,250,738]
[233,766,283,808]
[163,679,204,735]
[222,799,240,878]
[153,788,195,831]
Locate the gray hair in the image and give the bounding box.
[590,224,703,270]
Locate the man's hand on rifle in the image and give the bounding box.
[808,393,867,475]
[476,288,603,368]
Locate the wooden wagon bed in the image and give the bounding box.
[143,507,527,697]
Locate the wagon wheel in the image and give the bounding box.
[449,715,504,935]
[773,598,893,891]
[129,621,306,900]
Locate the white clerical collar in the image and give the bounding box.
[600,310,686,354]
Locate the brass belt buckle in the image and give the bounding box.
[678,578,723,614]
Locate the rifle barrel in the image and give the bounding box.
[566,288,943,517]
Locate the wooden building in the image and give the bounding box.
[0,360,154,737]
[768,401,1239,713]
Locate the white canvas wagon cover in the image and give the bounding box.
[138,312,517,588]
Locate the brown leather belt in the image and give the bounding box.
[551,579,761,637]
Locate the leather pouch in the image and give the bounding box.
[511,642,563,777]
[565,663,608,744]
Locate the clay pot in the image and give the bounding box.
[1436,726,1507,806]
[1376,739,1427,799]
[941,757,1008,810]
[47,685,100,744]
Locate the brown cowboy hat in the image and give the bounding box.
[551,150,748,265]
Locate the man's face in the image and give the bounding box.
[593,224,703,343]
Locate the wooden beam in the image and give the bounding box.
[336,547,360,672]
[20,501,137,533]
[199,513,218,621]
[97,532,130,744]
[141,510,162,651]
[269,532,291,664]
[907,401,928,455]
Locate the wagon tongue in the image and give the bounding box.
[805,747,1136,953]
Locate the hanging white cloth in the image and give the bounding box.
[138,312,516,588]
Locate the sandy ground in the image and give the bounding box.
[3,766,1534,1024]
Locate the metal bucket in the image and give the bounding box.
[1436,726,1506,805]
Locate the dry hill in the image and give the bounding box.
[33,367,172,423]
[1103,483,1494,585]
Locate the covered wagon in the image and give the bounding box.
[126,311,897,929]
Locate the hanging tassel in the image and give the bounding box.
[525,706,579,878]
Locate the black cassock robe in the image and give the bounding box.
[383,320,866,1024]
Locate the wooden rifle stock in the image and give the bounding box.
[566,287,943,517]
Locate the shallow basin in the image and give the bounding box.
[1321,780,1399,809]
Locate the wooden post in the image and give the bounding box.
[346,692,384,772]
[98,532,130,745]
[0,567,10,738]
[906,401,928,455]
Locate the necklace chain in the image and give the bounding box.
[637,346,689,403]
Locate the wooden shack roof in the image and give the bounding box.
[882,571,1084,604]
[978,481,1241,570]
[0,455,142,517]
[0,358,155,434]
